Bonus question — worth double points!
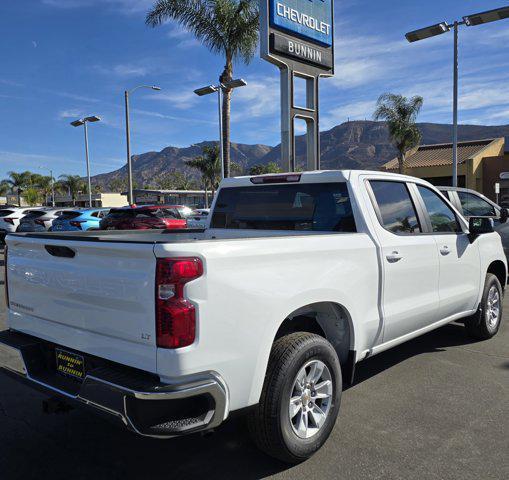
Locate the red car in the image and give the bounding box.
[99,205,188,231]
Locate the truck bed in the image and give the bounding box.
[11,227,339,244]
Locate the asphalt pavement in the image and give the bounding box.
[0,247,507,480]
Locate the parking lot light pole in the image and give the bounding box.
[70,116,101,208]
[194,79,247,179]
[125,85,161,205]
[405,6,509,188]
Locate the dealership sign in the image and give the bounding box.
[261,0,335,73]
[270,0,333,47]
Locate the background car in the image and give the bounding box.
[439,186,509,260]
[50,208,110,232]
[16,208,70,232]
[186,208,210,229]
[0,207,42,243]
[99,205,187,230]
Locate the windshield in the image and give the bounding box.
[210,183,356,232]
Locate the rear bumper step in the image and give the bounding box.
[0,330,228,438]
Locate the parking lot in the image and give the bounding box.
[0,247,507,480]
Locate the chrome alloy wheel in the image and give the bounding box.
[289,360,333,439]
[486,285,501,329]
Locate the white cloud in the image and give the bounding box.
[145,90,197,110]
[166,24,201,48]
[232,76,280,119]
[93,63,148,77]
[58,109,85,119]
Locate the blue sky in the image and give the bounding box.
[1,0,508,180]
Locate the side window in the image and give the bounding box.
[417,186,461,233]
[90,211,99,218]
[370,181,421,234]
[457,191,496,217]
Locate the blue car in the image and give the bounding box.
[50,208,110,232]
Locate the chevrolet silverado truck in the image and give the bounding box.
[0,170,506,463]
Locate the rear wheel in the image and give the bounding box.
[465,273,503,340]
[247,332,342,464]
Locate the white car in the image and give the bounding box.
[186,208,210,229]
[1,170,506,463]
[0,207,42,243]
[16,208,71,233]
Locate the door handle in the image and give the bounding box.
[440,246,450,256]
[386,251,403,263]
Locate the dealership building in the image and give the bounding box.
[382,137,509,202]
[131,189,209,208]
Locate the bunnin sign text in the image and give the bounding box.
[271,33,332,68]
[269,0,333,47]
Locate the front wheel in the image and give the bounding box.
[465,273,503,340]
[247,332,342,464]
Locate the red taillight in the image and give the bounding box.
[4,245,9,308]
[155,257,203,349]
[70,221,84,229]
[35,219,45,226]
[4,218,16,225]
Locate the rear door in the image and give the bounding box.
[415,185,481,319]
[365,179,440,342]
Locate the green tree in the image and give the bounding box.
[24,188,41,206]
[373,93,423,174]
[59,174,85,206]
[249,162,282,175]
[157,171,198,191]
[146,0,259,178]
[5,171,34,205]
[186,145,223,207]
[0,180,10,196]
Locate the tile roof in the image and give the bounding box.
[383,138,501,170]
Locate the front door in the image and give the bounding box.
[416,185,481,319]
[367,180,441,342]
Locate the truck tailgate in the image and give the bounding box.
[5,236,158,373]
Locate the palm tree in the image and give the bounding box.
[186,145,222,207]
[0,180,10,195]
[146,0,259,178]
[59,174,85,206]
[373,93,424,174]
[5,171,33,205]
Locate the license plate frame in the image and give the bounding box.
[55,348,85,381]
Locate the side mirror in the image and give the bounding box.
[500,208,508,224]
[469,217,494,241]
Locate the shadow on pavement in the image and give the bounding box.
[352,322,475,386]
[0,322,483,480]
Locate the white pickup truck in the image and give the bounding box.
[0,170,506,463]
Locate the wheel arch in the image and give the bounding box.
[273,302,356,385]
[487,260,506,291]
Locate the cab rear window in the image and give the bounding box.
[0,210,14,217]
[210,183,356,232]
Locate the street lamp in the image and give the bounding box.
[194,78,247,179]
[405,6,509,188]
[125,85,161,205]
[70,115,101,208]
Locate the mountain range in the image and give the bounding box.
[92,121,509,189]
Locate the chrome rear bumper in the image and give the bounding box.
[0,330,228,438]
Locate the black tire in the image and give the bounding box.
[465,273,503,340]
[247,332,342,464]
